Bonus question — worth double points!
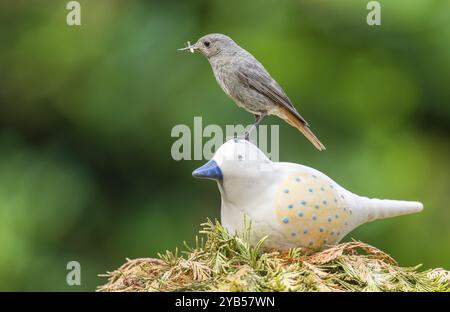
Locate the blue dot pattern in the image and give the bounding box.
[276,172,352,250]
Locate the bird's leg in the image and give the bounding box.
[242,113,266,140]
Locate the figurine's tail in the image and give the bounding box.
[355,196,423,222]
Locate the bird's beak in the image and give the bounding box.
[178,41,198,53]
[192,159,223,180]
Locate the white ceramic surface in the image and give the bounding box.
[193,139,423,250]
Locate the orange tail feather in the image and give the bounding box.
[277,107,326,151]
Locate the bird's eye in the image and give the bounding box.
[204,41,210,48]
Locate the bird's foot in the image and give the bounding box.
[226,132,250,142]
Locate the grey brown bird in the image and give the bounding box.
[179,34,325,151]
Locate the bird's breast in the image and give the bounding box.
[211,60,233,92]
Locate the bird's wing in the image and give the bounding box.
[236,61,309,126]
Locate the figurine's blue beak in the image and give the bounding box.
[192,159,223,180]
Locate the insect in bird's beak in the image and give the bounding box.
[178,41,198,53]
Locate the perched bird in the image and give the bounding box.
[192,139,423,251]
[179,34,326,151]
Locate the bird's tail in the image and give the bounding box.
[276,106,326,151]
[355,195,423,223]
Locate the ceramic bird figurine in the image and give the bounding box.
[192,139,423,251]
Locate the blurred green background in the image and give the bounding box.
[0,0,449,291]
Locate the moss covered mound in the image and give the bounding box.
[97,219,449,292]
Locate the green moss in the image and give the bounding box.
[97,219,449,292]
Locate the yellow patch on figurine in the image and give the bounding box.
[275,172,351,250]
